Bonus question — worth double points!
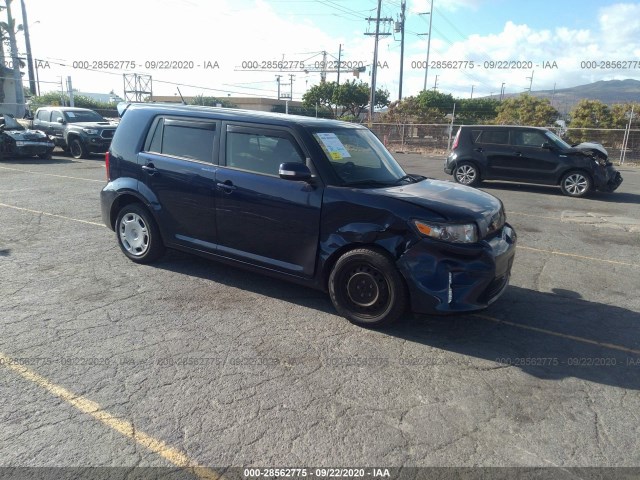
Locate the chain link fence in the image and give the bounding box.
[369,123,640,164]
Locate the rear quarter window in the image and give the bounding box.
[475,130,509,145]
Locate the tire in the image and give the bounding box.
[38,150,53,160]
[69,138,88,159]
[560,170,592,197]
[115,203,165,263]
[328,248,408,327]
[453,162,480,187]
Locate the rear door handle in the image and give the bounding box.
[216,180,237,193]
[513,151,522,156]
[474,147,484,153]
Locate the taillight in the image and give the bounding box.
[451,129,460,150]
[105,151,110,181]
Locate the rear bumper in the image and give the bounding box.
[397,223,517,314]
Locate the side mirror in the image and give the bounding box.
[541,142,553,150]
[56,118,65,124]
[279,162,312,181]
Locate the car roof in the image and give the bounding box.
[38,107,97,112]
[461,125,550,131]
[124,103,367,130]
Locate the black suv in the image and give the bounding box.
[444,125,623,197]
[101,104,516,327]
[33,107,118,159]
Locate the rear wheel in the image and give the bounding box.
[329,248,407,328]
[115,203,165,263]
[453,162,480,187]
[560,171,592,197]
[69,138,88,159]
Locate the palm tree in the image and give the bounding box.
[0,0,25,116]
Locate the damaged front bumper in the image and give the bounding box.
[595,164,623,192]
[397,223,517,314]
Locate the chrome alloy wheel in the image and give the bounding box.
[455,164,477,185]
[563,173,589,196]
[118,212,150,256]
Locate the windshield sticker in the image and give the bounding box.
[66,112,76,117]
[316,133,351,160]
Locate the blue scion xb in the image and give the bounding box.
[101,104,516,327]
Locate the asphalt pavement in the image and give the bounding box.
[0,151,639,478]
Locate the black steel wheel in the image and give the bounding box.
[115,203,165,263]
[69,138,88,159]
[329,248,407,327]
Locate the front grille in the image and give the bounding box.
[101,129,115,139]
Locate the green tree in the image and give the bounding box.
[188,95,236,108]
[456,97,500,125]
[302,81,338,118]
[494,94,558,126]
[302,80,388,119]
[609,102,639,129]
[30,91,113,109]
[569,99,612,128]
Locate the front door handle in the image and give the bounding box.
[216,180,237,193]
[141,163,158,174]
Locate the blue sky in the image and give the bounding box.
[16,0,640,101]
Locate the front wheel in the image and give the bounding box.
[115,203,165,263]
[69,138,88,159]
[329,248,407,327]
[560,171,592,197]
[453,162,480,187]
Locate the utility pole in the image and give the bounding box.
[20,0,36,96]
[365,1,393,125]
[275,75,282,100]
[500,82,505,101]
[288,73,295,100]
[320,51,327,83]
[337,44,342,86]
[67,76,74,107]
[398,0,406,101]
[432,75,438,91]
[420,0,434,92]
[470,85,474,99]
[526,70,534,93]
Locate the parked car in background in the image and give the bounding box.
[0,114,54,160]
[32,107,117,159]
[101,104,516,327]
[444,125,623,197]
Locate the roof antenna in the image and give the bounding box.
[176,86,186,105]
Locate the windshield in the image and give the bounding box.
[0,115,24,130]
[64,110,106,123]
[545,130,571,150]
[312,128,407,186]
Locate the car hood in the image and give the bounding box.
[70,121,118,129]
[2,128,50,140]
[567,142,608,160]
[372,179,506,238]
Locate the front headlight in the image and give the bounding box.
[594,158,607,167]
[413,220,478,243]
[82,128,99,135]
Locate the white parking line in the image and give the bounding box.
[0,202,106,227]
[0,165,104,183]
